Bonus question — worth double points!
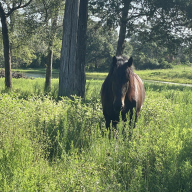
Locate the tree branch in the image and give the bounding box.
[6,0,33,17]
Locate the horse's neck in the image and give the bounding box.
[127,71,136,102]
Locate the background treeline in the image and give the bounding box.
[0,0,192,71]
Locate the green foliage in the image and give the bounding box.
[134,55,173,70]
[1,78,192,191]
[1,0,192,71]
[85,20,117,71]
[158,58,173,69]
[130,37,175,70]
[29,53,46,68]
[0,0,64,69]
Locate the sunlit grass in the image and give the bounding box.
[136,66,192,84]
[1,77,192,191]
[87,65,192,83]
[86,66,192,84]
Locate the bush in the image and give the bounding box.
[134,56,159,69]
[159,58,173,69]
[134,56,173,70]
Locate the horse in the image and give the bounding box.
[101,55,145,130]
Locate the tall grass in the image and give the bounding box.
[0,78,192,191]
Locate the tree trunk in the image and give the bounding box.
[45,11,59,92]
[0,3,12,89]
[95,61,98,71]
[59,0,88,98]
[76,0,88,98]
[116,0,131,56]
[45,47,53,92]
[9,9,16,68]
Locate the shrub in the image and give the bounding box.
[134,56,173,70]
[159,58,173,69]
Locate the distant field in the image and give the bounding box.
[12,65,192,84]
[87,65,192,84]
[136,66,192,84]
[12,68,59,74]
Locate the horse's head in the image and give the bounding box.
[111,56,133,113]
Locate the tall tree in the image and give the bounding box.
[134,0,192,53]
[59,0,88,98]
[44,0,63,92]
[86,19,118,71]
[0,0,33,89]
[89,0,149,56]
[116,0,131,55]
[44,21,55,92]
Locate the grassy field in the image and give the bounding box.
[1,76,192,191]
[136,66,192,84]
[87,65,192,84]
[13,65,192,84]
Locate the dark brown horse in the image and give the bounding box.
[101,55,145,129]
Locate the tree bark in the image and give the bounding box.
[0,1,33,89]
[116,0,131,56]
[76,0,88,98]
[45,11,59,92]
[0,3,12,89]
[45,47,53,92]
[59,0,88,98]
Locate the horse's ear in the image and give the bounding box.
[112,56,117,66]
[126,57,133,67]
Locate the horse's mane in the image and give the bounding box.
[116,55,129,66]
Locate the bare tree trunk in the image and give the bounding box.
[76,0,88,98]
[116,0,131,56]
[45,11,58,92]
[45,47,53,92]
[95,61,98,71]
[0,3,12,89]
[0,1,32,89]
[59,0,88,98]
[59,0,80,97]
